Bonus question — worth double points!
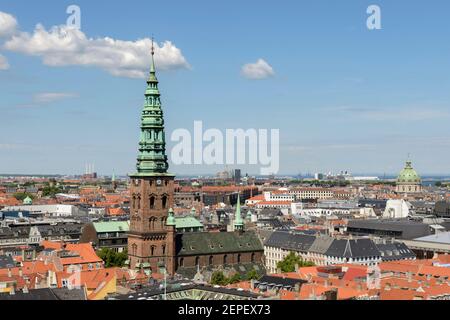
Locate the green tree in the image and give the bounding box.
[276,252,315,273]
[228,273,242,284]
[245,269,260,281]
[97,248,128,268]
[42,184,63,198]
[436,181,442,187]
[210,271,229,286]
[13,192,34,201]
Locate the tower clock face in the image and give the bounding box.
[156,179,162,186]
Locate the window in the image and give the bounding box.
[179,258,184,267]
[223,255,228,265]
[209,256,214,265]
[151,246,156,256]
[237,254,241,264]
[195,257,200,266]
[150,196,155,209]
[251,253,256,263]
[162,196,167,209]
[162,245,166,255]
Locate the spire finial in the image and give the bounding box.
[150,35,156,74]
[151,35,155,57]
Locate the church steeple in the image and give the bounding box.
[128,37,176,276]
[234,193,244,232]
[135,38,171,176]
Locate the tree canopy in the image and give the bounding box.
[97,248,128,268]
[276,252,315,273]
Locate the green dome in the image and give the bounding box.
[397,161,421,184]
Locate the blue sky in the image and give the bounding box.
[1,0,450,176]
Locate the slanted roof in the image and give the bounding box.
[0,287,86,300]
[375,242,416,261]
[414,232,450,245]
[309,236,334,254]
[175,216,203,229]
[0,255,15,269]
[326,239,380,259]
[176,231,263,256]
[265,231,316,252]
[93,221,130,233]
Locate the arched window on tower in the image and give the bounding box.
[223,255,228,265]
[131,244,137,256]
[251,253,256,263]
[209,256,214,266]
[162,196,167,209]
[150,196,155,209]
[132,195,136,210]
[137,195,141,210]
[195,257,200,267]
[237,254,241,264]
[162,245,166,256]
[150,246,156,256]
[149,217,157,230]
[179,258,184,267]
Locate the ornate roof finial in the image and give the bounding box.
[150,35,156,75]
[151,35,155,56]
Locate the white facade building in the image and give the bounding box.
[383,200,411,219]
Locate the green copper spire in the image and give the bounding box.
[191,207,197,216]
[234,193,244,231]
[167,208,176,226]
[134,38,172,177]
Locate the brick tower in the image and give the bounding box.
[128,40,176,275]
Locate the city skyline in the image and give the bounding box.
[1,1,450,175]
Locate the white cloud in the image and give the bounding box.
[0,54,9,70]
[33,92,78,104]
[0,12,17,38]
[2,18,190,78]
[241,58,275,80]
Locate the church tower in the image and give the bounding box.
[128,40,176,275]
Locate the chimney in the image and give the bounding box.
[21,249,25,262]
[295,264,299,272]
[7,268,12,278]
[23,285,29,294]
[19,268,23,277]
[250,279,256,290]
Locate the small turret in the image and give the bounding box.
[167,208,176,227]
